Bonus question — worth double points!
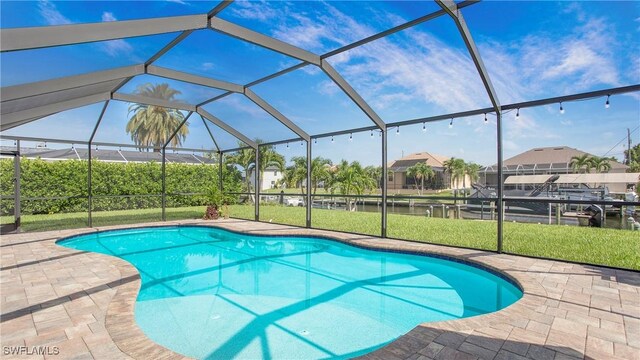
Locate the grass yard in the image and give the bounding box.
[3,204,638,270]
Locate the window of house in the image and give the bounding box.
[388,172,394,182]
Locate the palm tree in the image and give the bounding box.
[310,157,332,194]
[126,83,188,151]
[406,162,434,195]
[279,164,300,191]
[465,163,482,185]
[225,146,255,195]
[443,158,466,189]
[364,165,383,190]
[569,154,592,174]
[225,140,285,200]
[282,156,332,194]
[328,160,376,211]
[285,156,308,194]
[589,156,612,173]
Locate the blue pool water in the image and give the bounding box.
[58,226,522,360]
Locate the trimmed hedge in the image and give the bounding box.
[0,158,243,215]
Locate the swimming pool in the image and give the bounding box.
[58,226,522,360]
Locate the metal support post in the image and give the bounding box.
[496,112,504,253]
[382,129,388,238]
[255,146,260,221]
[218,151,223,192]
[306,140,312,228]
[88,100,109,228]
[88,144,92,227]
[14,140,21,231]
[161,147,166,221]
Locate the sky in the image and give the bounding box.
[1,0,639,168]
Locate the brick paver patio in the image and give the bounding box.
[1,219,638,360]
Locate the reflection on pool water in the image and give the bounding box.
[58,226,522,360]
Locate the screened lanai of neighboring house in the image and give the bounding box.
[1,0,639,267]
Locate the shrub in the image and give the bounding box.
[0,158,243,215]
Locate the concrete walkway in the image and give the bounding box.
[1,219,638,360]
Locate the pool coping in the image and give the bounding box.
[57,220,546,360]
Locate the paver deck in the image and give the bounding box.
[1,219,639,360]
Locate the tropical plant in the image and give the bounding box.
[280,156,333,194]
[327,160,376,211]
[126,83,188,151]
[465,162,482,184]
[285,156,308,194]
[443,158,466,189]
[225,140,285,200]
[364,165,383,190]
[569,154,592,174]
[589,156,612,173]
[406,162,434,195]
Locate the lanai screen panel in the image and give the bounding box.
[258,140,307,227]
[386,116,497,251]
[218,0,441,54]
[311,130,382,237]
[251,65,375,135]
[0,33,179,86]
[117,75,226,106]
[153,29,301,85]
[202,94,300,144]
[325,14,493,123]
[499,97,638,267]
[461,1,640,104]
[91,101,190,150]
[2,103,106,143]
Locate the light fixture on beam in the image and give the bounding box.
[396,126,400,135]
[559,102,565,114]
[605,95,610,109]
[370,130,374,138]
[349,133,353,141]
[484,113,488,124]
[422,122,426,132]
[516,108,520,120]
[449,118,453,128]
[331,136,334,143]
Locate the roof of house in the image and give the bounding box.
[0,146,215,164]
[484,146,627,172]
[388,152,450,172]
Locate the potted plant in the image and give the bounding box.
[203,186,222,220]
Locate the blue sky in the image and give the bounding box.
[1,0,639,167]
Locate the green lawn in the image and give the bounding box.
[3,205,638,270]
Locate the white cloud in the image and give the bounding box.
[101,11,117,22]
[201,62,215,71]
[166,0,189,5]
[483,16,622,103]
[230,0,277,22]
[38,0,72,25]
[316,80,339,96]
